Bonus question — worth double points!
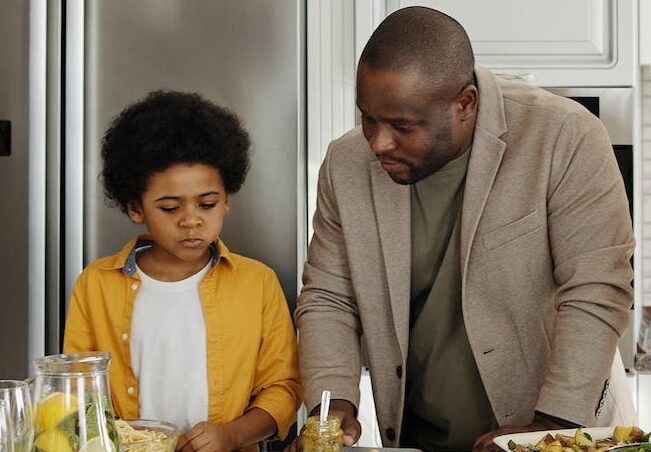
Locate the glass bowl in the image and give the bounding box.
[117,418,180,452]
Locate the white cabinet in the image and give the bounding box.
[641,0,651,65]
[307,0,636,230]
[356,0,635,87]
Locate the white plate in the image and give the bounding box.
[493,427,615,451]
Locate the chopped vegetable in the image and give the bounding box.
[507,426,649,452]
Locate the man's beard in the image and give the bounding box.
[388,148,456,185]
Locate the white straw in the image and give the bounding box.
[319,390,331,423]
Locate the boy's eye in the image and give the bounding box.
[200,203,216,209]
[159,206,178,212]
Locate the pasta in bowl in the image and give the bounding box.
[116,419,180,452]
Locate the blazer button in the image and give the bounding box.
[396,365,402,378]
[385,428,396,441]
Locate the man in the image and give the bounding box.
[293,6,635,452]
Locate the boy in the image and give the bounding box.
[63,91,301,452]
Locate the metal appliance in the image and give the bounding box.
[0,0,305,379]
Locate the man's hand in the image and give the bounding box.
[285,399,362,452]
[175,421,236,452]
[472,413,573,452]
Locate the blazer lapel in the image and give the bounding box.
[371,161,411,359]
[460,130,505,285]
[460,68,508,288]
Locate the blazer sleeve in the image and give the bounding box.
[535,108,634,425]
[294,143,363,414]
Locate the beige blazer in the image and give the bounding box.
[295,67,635,447]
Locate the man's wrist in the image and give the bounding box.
[534,410,582,429]
[309,399,357,418]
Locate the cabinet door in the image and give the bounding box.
[641,0,651,65]
[360,0,634,86]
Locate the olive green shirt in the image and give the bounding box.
[402,148,497,451]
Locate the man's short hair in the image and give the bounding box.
[359,6,475,91]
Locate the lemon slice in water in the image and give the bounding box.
[35,392,79,432]
[34,429,73,452]
[79,436,116,452]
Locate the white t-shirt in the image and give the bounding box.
[130,262,211,431]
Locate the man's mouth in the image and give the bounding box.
[380,158,404,169]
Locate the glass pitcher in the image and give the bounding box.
[31,352,120,452]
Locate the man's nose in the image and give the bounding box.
[368,125,396,156]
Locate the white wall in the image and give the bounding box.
[639,65,651,431]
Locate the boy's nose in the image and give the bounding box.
[179,215,202,228]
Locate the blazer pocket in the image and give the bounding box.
[482,210,543,251]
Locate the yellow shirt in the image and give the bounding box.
[63,236,301,441]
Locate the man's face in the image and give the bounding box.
[356,63,475,184]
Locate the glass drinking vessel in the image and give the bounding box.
[31,352,119,452]
[0,380,34,452]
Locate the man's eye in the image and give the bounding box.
[393,123,412,132]
[159,206,178,212]
[200,203,216,209]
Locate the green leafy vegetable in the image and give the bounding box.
[52,397,119,451]
[58,411,80,450]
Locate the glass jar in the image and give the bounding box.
[31,352,119,452]
[303,416,344,452]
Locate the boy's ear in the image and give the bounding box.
[224,194,231,214]
[127,202,145,223]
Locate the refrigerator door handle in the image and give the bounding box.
[28,0,48,368]
[45,0,63,355]
[64,0,85,311]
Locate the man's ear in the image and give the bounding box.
[456,85,478,121]
[127,202,145,224]
[224,194,231,214]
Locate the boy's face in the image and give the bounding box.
[128,163,230,275]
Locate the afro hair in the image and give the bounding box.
[100,90,250,214]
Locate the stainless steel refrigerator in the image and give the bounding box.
[0,0,305,379]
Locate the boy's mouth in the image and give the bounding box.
[180,238,204,248]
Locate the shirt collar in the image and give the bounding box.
[101,235,228,276]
